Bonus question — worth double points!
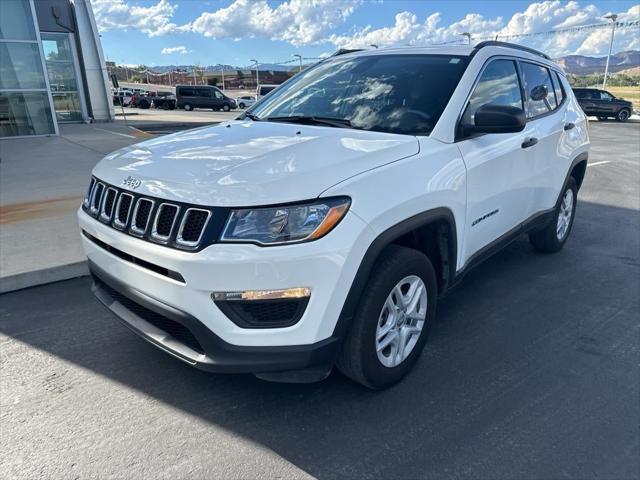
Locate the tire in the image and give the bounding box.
[597,116,608,121]
[183,103,193,111]
[238,103,245,109]
[222,104,231,112]
[337,245,438,389]
[616,109,630,122]
[529,177,578,253]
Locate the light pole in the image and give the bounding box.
[217,65,225,90]
[602,14,618,90]
[462,32,472,45]
[293,54,302,73]
[251,59,259,89]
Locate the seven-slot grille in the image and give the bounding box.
[83,177,213,250]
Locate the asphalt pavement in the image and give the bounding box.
[1,121,638,479]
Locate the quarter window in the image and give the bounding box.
[461,59,523,126]
[553,72,565,104]
[520,62,557,118]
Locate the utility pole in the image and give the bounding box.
[602,14,618,90]
[251,59,259,89]
[293,54,302,73]
[193,66,197,85]
[462,32,472,45]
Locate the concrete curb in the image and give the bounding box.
[0,261,89,294]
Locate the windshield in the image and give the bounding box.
[249,54,469,135]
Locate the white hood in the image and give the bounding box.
[92,121,419,206]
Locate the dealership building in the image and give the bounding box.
[1,0,113,138]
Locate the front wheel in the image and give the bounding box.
[222,104,231,112]
[238,103,245,109]
[529,177,577,253]
[337,245,437,389]
[597,116,608,121]
[616,109,630,122]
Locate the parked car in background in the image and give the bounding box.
[175,85,237,111]
[256,84,278,99]
[236,95,256,109]
[130,92,151,109]
[152,92,176,110]
[113,89,133,106]
[572,88,633,122]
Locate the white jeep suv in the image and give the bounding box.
[79,42,589,389]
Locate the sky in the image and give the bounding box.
[93,0,640,67]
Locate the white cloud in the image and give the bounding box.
[328,1,640,57]
[189,0,360,46]
[92,0,186,37]
[161,46,189,55]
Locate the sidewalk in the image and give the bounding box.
[0,123,152,293]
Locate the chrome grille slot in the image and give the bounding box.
[176,208,211,248]
[151,203,179,242]
[90,183,105,215]
[84,178,96,207]
[100,188,118,222]
[130,198,155,236]
[114,193,134,229]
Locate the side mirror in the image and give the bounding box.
[530,85,548,102]
[463,104,526,135]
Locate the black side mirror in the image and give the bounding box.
[530,85,548,102]
[463,104,526,135]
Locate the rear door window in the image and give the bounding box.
[520,62,557,118]
[197,88,211,98]
[461,59,523,126]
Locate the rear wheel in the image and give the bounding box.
[529,177,577,253]
[616,109,630,122]
[337,245,437,389]
[183,103,193,111]
[238,102,246,109]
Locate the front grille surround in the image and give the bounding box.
[176,208,211,249]
[100,187,118,222]
[82,177,217,251]
[151,203,180,243]
[130,198,155,236]
[113,193,134,230]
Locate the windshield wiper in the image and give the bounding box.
[243,112,261,121]
[265,115,354,129]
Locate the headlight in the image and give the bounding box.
[221,197,351,245]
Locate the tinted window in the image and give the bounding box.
[259,86,276,96]
[197,88,211,98]
[461,59,523,126]
[251,54,469,135]
[178,88,195,97]
[553,72,565,104]
[520,62,557,118]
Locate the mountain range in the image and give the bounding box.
[147,51,640,76]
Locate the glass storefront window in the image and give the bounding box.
[42,33,85,123]
[0,92,55,136]
[0,0,37,41]
[51,92,82,122]
[0,42,48,90]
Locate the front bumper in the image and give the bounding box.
[90,260,339,373]
[79,206,375,349]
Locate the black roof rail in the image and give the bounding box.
[471,41,552,60]
[332,48,364,57]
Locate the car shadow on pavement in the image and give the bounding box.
[1,200,639,479]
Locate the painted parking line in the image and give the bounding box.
[587,161,611,168]
[93,127,136,139]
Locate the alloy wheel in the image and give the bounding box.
[556,188,574,240]
[375,275,427,368]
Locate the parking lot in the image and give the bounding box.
[1,121,638,479]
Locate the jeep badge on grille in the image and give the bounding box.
[122,175,141,189]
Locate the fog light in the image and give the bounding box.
[212,287,311,302]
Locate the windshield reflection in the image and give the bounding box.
[251,54,469,136]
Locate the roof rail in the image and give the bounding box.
[332,48,364,57]
[472,41,552,60]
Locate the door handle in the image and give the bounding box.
[564,122,575,131]
[521,137,538,148]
